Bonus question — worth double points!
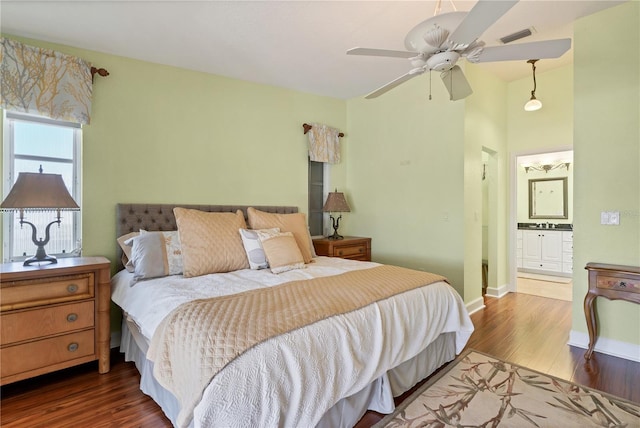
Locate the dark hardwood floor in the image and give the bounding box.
[2,292,638,427]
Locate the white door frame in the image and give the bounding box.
[509,145,573,293]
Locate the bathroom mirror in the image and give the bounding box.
[529,177,568,219]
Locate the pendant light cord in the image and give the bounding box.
[528,59,538,98]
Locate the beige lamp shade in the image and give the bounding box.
[1,172,79,211]
[322,191,351,213]
[322,190,351,240]
[1,171,79,266]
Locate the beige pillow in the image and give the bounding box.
[247,208,313,263]
[257,230,305,274]
[174,208,249,277]
[117,231,139,272]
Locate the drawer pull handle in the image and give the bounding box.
[359,248,363,253]
[618,281,627,288]
[67,313,78,322]
[68,343,79,352]
[338,251,343,255]
[67,284,78,293]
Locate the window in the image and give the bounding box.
[2,112,82,262]
[308,159,327,236]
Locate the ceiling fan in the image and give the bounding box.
[347,0,571,101]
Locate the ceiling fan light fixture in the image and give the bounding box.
[426,51,460,72]
[423,26,449,48]
[524,59,542,112]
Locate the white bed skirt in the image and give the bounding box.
[120,318,457,428]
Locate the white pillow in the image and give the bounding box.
[238,228,279,270]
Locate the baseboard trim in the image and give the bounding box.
[568,330,640,362]
[484,283,510,298]
[465,297,486,315]
[518,268,571,278]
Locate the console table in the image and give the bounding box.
[583,262,640,360]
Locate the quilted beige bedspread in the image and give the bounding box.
[147,265,447,428]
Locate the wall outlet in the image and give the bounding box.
[601,211,620,225]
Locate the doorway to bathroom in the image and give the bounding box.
[513,149,574,301]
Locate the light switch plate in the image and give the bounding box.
[601,211,620,225]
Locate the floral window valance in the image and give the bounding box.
[304,122,344,164]
[0,38,94,124]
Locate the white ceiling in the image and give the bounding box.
[1,0,625,99]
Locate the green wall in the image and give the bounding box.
[346,72,467,295]
[464,64,508,302]
[572,1,640,347]
[508,64,574,228]
[2,1,638,355]
[1,35,347,269]
[507,65,574,153]
[1,36,347,332]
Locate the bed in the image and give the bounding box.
[111,203,474,428]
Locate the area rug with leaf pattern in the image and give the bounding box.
[374,349,640,427]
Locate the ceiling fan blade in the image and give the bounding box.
[440,65,473,101]
[347,47,417,59]
[472,38,571,63]
[364,71,422,99]
[449,0,518,47]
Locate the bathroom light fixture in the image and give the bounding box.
[523,162,570,173]
[524,59,542,112]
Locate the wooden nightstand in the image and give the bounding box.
[313,236,372,262]
[1,256,111,385]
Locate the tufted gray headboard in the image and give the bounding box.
[115,203,298,270]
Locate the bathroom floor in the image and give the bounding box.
[516,272,572,301]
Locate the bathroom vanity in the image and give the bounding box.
[517,224,573,276]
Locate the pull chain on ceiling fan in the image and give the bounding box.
[347,0,571,101]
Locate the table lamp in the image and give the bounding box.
[1,167,79,266]
[322,189,351,240]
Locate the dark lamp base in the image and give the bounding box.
[23,250,58,267]
[18,218,61,266]
[328,214,344,240]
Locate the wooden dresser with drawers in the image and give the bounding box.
[313,236,372,262]
[1,257,111,385]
